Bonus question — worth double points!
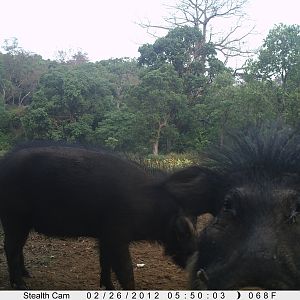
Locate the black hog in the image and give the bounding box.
[187,125,300,290]
[0,144,200,290]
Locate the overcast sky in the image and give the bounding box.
[0,0,299,62]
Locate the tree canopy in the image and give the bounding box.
[0,23,299,155]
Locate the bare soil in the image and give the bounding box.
[0,215,212,290]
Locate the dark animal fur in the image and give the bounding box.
[0,143,197,289]
[188,124,300,289]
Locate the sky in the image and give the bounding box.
[0,0,299,64]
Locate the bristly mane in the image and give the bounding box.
[204,124,300,180]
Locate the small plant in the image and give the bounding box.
[133,153,199,173]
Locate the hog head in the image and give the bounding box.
[186,125,300,289]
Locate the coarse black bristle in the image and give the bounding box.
[204,123,300,181]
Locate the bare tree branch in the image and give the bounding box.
[138,0,255,65]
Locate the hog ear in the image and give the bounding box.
[163,166,223,216]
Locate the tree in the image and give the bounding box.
[246,24,300,119]
[21,107,53,139]
[198,71,237,146]
[129,64,187,155]
[68,50,89,66]
[139,26,203,74]
[1,37,20,55]
[94,109,138,151]
[98,58,140,110]
[191,72,276,147]
[23,62,115,142]
[138,26,227,102]
[54,49,89,65]
[0,38,47,107]
[0,97,11,151]
[139,0,254,65]
[249,24,300,89]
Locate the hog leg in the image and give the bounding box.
[110,242,135,290]
[99,242,115,290]
[20,252,30,278]
[4,227,29,289]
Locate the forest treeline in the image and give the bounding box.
[0,23,299,155]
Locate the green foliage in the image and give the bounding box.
[94,109,138,151]
[284,89,300,127]
[246,23,300,121]
[139,26,203,74]
[0,101,11,151]
[21,107,52,139]
[138,26,227,102]
[22,63,117,142]
[0,102,10,130]
[0,39,48,107]
[129,64,187,154]
[0,97,23,149]
[0,24,300,155]
[235,80,278,124]
[253,24,300,86]
[0,132,10,152]
[64,114,94,142]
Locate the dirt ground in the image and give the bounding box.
[0,215,212,290]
